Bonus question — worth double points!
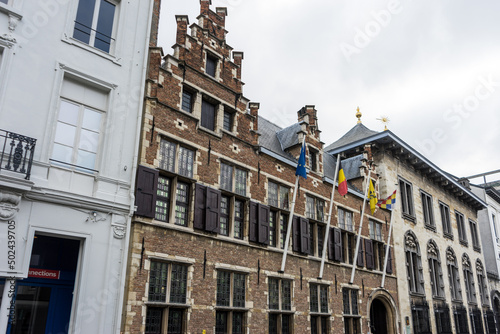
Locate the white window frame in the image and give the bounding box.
[51,98,104,172]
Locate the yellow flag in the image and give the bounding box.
[369,180,377,215]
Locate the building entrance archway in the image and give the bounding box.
[367,289,398,334]
[370,298,388,334]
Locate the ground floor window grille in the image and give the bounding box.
[453,305,470,334]
[470,308,484,334]
[411,302,431,334]
[484,309,497,334]
[434,304,452,334]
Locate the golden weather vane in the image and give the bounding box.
[376,116,390,131]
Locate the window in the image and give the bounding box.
[440,202,453,238]
[453,305,469,334]
[310,284,329,334]
[221,162,247,196]
[342,288,360,334]
[421,191,434,229]
[206,54,218,77]
[51,78,108,171]
[201,99,216,131]
[223,109,234,132]
[52,99,103,171]
[219,195,245,239]
[476,260,488,306]
[306,196,325,256]
[159,139,195,178]
[154,139,195,225]
[434,304,452,334]
[405,232,424,294]
[308,148,318,172]
[306,196,324,222]
[145,261,189,334]
[484,310,497,334]
[338,207,353,231]
[469,220,480,251]
[470,308,484,334]
[411,302,431,334]
[446,248,462,301]
[269,278,293,334]
[456,211,468,246]
[492,213,499,243]
[427,241,444,298]
[463,254,476,304]
[399,178,415,219]
[268,181,289,210]
[216,271,246,334]
[181,89,194,113]
[341,231,356,265]
[73,0,117,53]
[369,220,383,242]
[269,211,288,248]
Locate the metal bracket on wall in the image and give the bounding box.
[203,250,207,279]
[139,237,145,272]
[300,268,303,290]
[257,259,260,285]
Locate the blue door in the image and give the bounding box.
[7,235,80,334]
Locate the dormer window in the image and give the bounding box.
[308,148,318,172]
[206,54,217,77]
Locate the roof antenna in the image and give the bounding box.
[356,106,362,124]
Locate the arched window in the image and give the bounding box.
[427,240,444,298]
[405,232,424,294]
[476,260,489,306]
[462,254,476,304]
[446,248,461,301]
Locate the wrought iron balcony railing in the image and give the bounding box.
[0,129,37,180]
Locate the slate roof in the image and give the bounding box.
[324,123,378,153]
[258,116,363,185]
[258,116,296,161]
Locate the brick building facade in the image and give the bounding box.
[122,1,399,333]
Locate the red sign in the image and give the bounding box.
[28,268,60,280]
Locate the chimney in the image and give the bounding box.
[233,51,244,80]
[297,105,317,127]
[149,0,161,47]
[175,15,189,46]
[216,7,227,28]
[200,0,211,16]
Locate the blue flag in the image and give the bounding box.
[295,141,307,179]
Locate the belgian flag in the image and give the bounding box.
[338,160,348,196]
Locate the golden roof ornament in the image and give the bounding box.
[377,115,390,131]
[356,107,362,124]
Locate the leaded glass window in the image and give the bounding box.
[216,271,247,333]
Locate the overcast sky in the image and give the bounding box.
[158,0,500,183]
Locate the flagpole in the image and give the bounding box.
[318,154,341,279]
[280,136,306,273]
[349,164,372,284]
[381,208,395,288]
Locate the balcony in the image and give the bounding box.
[0,129,36,180]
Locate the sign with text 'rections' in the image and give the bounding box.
[28,268,60,280]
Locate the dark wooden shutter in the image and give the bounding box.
[357,238,364,267]
[194,183,207,230]
[386,247,393,274]
[333,228,342,262]
[300,218,310,254]
[258,204,270,244]
[135,166,159,218]
[365,239,374,269]
[205,187,221,233]
[249,201,258,242]
[328,228,335,260]
[292,216,300,252]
